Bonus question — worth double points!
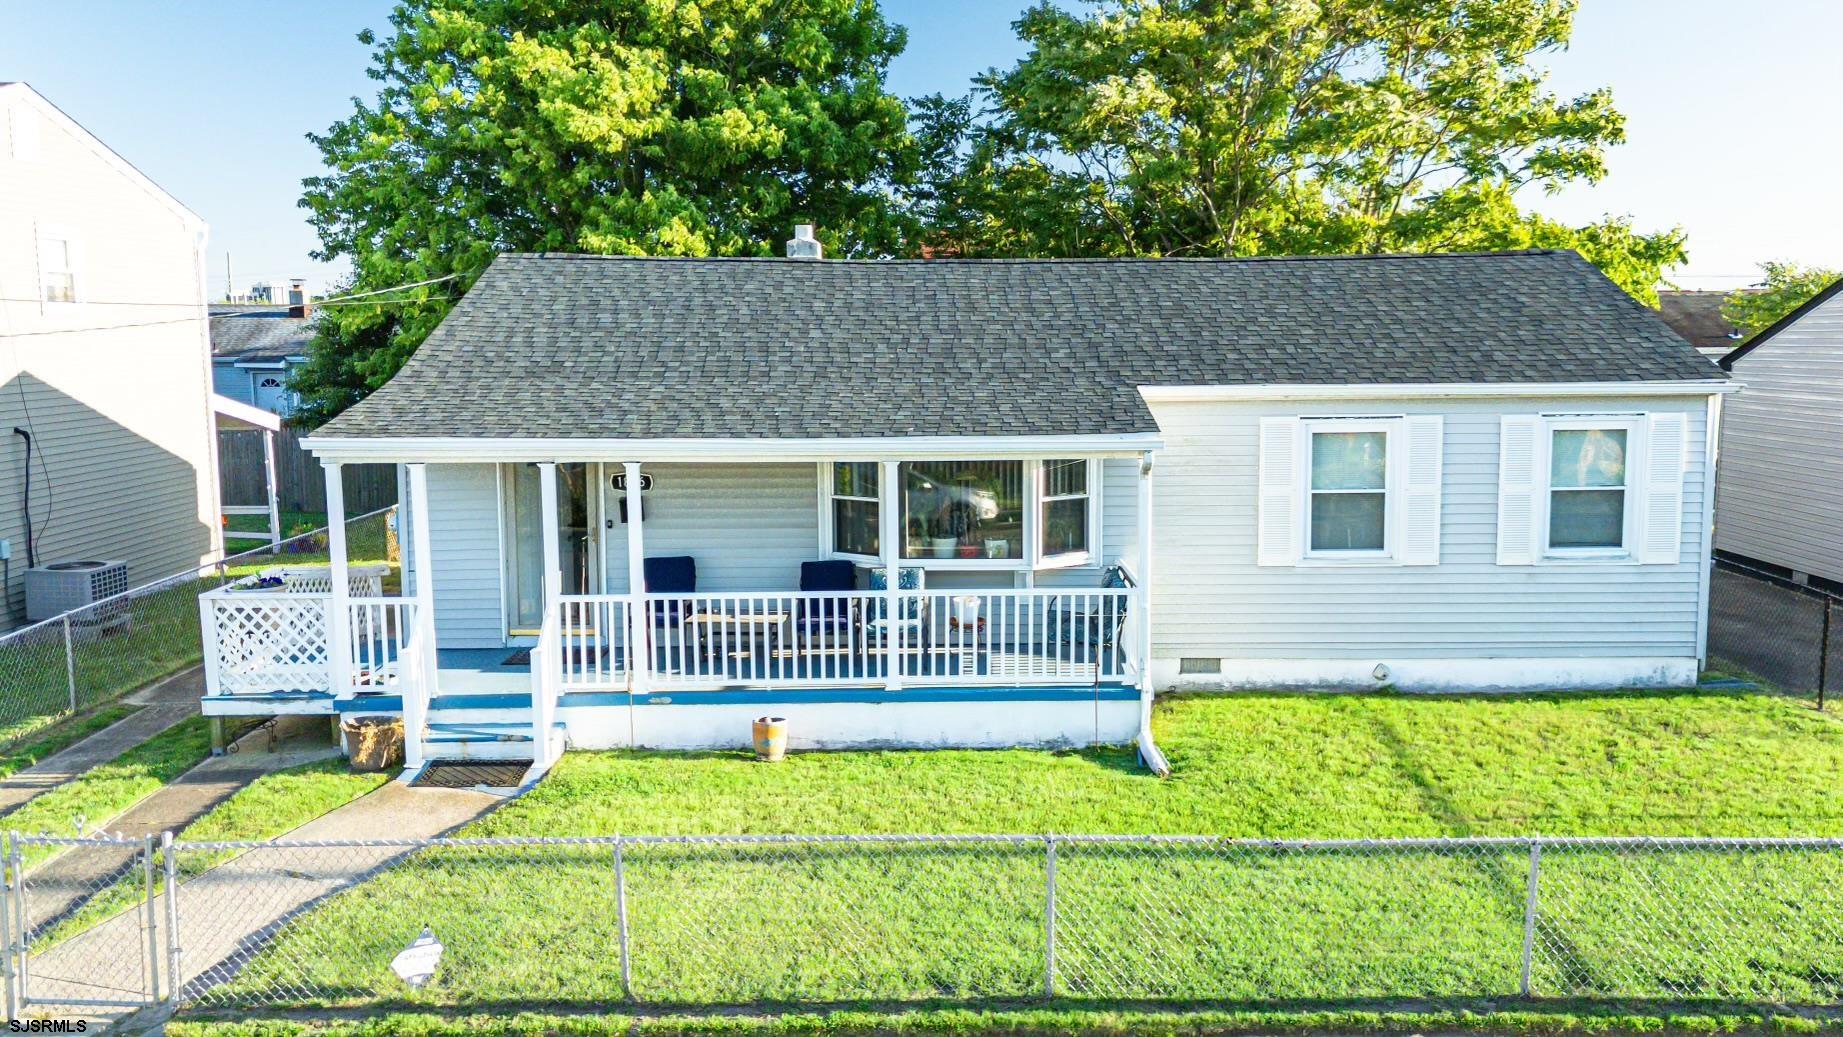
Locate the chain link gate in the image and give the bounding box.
[4,832,172,1015]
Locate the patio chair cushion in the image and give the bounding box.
[643,555,696,594]
[799,560,857,593]
[866,566,924,591]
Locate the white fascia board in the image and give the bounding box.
[1138,380,1738,403]
[300,432,1166,465]
[210,392,282,431]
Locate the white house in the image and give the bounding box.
[0,83,220,629]
[1714,278,1843,587]
[196,235,1732,779]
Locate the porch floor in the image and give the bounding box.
[433,643,1124,696]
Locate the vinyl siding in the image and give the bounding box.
[424,463,502,648]
[602,462,820,592]
[1144,395,1711,660]
[1716,291,1843,583]
[0,87,216,630]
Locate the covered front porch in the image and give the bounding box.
[198,440,1158,775]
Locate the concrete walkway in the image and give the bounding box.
[0,667,204,819]
[16,717,341,942]
[21,776,498,1018]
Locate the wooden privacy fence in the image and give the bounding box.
[218,424,397,513]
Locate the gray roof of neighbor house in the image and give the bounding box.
[317,249,1724,440]
[209,309,314,362]
[1656,290,1746,356]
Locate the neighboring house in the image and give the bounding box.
[1657,290,1748,361]
[1714,277,1843,587]
[197,237,1731,776]
[0,83,219,631]
[209,305,312,416]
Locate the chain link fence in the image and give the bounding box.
[4,831,1843,1019]
[1708,556,1843,705]
[0,508,394,747]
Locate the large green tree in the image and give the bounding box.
[292,0,915,425]
[914,0,1684,301]
[1722,262,1842,340]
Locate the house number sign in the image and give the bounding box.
[611,473,654,491]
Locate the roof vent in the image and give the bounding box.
[785,225,822,260]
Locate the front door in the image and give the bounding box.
[503,462,600,636]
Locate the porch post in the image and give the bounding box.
[879,460,902,691]
[261,428,281,552]
[623,462,648,696]
[537,463,563,607]
[323,462,350,696]
[404,464,437,771]
[1135,452,1155,734]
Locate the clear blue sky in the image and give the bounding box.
[4,0,1838,295]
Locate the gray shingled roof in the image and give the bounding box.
[318,249,1723,440]
[210,311,314,362]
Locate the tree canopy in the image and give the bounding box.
[913,0,1684,301]
[291,0,915,425]
[293,0,1691,423]
[1722,262,1842,340]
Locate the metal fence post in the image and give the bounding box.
[10,833,27,1009]
[1519,838,1541,997]
[142,835,161,1003]
[1819,602,1832,711]
[0,834,14,1021]
[1043,834,1058,999]
[61,616,76,712]
[162,831,180,1009]
[613,836,633,1001]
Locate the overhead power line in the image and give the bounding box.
[0,273,468,339]
[0,272,465,311]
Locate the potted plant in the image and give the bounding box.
[929,501,973,558]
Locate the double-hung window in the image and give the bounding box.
[1544,422,1632,555]
[39,233,76,304]
[1038,458,1094,567]
[1306,422,1392,557]
[828,462,880,559]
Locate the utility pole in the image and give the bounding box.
[225,251,233,302]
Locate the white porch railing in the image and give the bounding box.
[530,604,563,770]
[552,586,1140,692]
[199,586,421,699]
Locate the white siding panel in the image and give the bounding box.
[1145,395,1711,661]
[1717,291,1843,582]
[426,463,503,648]
[602,462,819,592]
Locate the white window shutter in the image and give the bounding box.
[1637,412,1687,564]
[1496,415,1541,565]
[1399,416,1443,565]
[1256,417,1301,566]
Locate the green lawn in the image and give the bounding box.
[0,706,136,779]
[224,510,328,540]
[7,717,213,865]
[36,754,390,948]
[206,690,1843,1011]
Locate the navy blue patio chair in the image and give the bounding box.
[643,555,697,628]
[796,560,859,636]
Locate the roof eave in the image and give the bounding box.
[301,432,1166,465]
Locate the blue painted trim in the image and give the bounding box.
[430,693,533,711]
[558,684,1139,709]
[335,695,404,713]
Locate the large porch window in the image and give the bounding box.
[902,460,1024,560]
[825,458,1099,568]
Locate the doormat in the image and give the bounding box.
[504,646,609,667]
[412,761,530,789]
